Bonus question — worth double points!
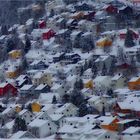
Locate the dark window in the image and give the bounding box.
[48,123,50,126]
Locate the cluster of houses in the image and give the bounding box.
[0,0,140,139]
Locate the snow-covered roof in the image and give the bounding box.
[94,76,110,82]
[49,114,64,121]
[117,119,135,124]
[66,75,76,82]
[0,82,8,88]
[123,127,140,134]
[29,119,48,127]
[35,84,48,90]
[19,109,28,116]
[96,37,109,43]
[16,75,27,81]
[67,19,75,24]
[20,85,33,90]
[88,95,101,102]
[39,93,60,104]
[58,124,81,134]
[95,55,109,62]
[33,71,43,79]
[97,116,117,125]
[71,30,82,37]
[51,83,62,90]
[4,120,14,129]
[2,107,14,115]
[10,131,27,139]
[112,74,123,81]
[55,103,77,114]
[56,29,68,35]
[129,76,140,82]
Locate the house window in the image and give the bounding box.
[70,123,73,125]
[105,136,110,139]
[49,127,51,130]
[30,115,33,118]
[48,123,50,126]
[66,109,69,112]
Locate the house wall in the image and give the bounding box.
[112,78,126,89]
[101,119,119,131]
[20,112,33,125]
[128,79,140,90]
[84,80,93,89]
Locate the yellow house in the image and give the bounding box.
[31,102,41,112]
[6,68,20,79]
[96,37,112,47]
[15,105,21,113]
[83,79,93,89]
[9,49,22,59]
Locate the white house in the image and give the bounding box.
[18,109,34,125]
[122,127,140,140]
[51,83,66,97]
[39,93,60,104]
[81,129,119,140]
[41,103,60,114]
[93,76,112,89]
[83,68,93,79]
[111,73,127,89]
[0,120,15,138]
[28,119,57,138]
[54,103,78,117]
[66,75,77,89]
[95,55,113,72]
[10,131,35,139]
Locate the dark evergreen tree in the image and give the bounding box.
[102,105,105,116]
[20,118,27,131]
[74,79,84,90]
[24,35,31,53]
[92,63,97,77]
[21,57,28,70]
[84,60,89,71]
[27,103,32,112]
[13,117,27,132]
[50,9,55,17]
[1,25,8,35]
[1,118,5,127]
[52,95,57,104]
[80,66,84,76]
[125,29,135,47]
[6,38,15,53]
[107,89,113,96]
[101,63,107,76]
[70,89,84,107]
[79,103,88,117]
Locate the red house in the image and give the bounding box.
[119,29,139,39]
[113,102,131,114]
[38,20,46,29]
[42,29,56,40]
[117,63,131,69]
[84,11,95,20]
[0,83,17,96]
[104,5,118,14]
